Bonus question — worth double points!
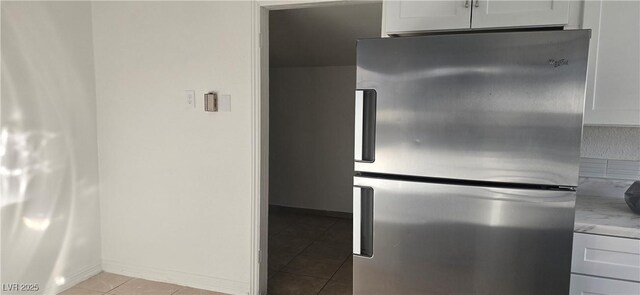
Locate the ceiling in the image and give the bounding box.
[269,2,382,67]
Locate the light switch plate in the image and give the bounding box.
[218,95,231,112]
[185,90,196,108]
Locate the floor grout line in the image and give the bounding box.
[316,254,351,294]
[67,274,220,295]
[105,275,132,294]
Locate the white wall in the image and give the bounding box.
[269,66,355,213]
[91,2,253,293]
[1,2,102,294]
[581,126,640,161]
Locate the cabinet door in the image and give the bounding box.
[570,274,640,295]
[471,0,569,29]
[583,0,640,126]
[571,233,640,282]
[384,0,471,34]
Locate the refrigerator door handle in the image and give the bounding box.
[354,90,376,163]
[353,186,374,257]
[354,91,364,162]
[353,186,362,255]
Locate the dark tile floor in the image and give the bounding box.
[268,208,353,295]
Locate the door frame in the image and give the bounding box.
[249,1,373,294]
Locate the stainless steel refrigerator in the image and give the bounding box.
[352,30,590,294]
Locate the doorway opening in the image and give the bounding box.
[265,2,382,294]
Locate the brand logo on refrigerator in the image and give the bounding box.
[548,59,569,67]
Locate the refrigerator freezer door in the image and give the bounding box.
[355,30,590,187]
[353,176,576,295]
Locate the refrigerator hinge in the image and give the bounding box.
[557,185,576,191]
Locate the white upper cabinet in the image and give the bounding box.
[384,0,471,34]
[471,0,569,29]
[583,0,640,126]
[384,0,570,34]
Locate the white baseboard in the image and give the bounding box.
[41,264,102,295]
[102,260,249,295]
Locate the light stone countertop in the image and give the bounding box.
[574,178,640,239]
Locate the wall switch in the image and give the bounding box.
[218,95,231,112]
[185,90,196,108]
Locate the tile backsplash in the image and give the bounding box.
[581,127,640,161]
[579,157,640,180]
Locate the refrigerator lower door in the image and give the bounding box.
[353,176,576,295]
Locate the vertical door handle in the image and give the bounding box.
[475,0,479,8]
[353,186,373,257]
[353,187,361,255]
[354,91,364,161]
[354,90,376,163]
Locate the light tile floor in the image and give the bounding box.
[268,207,353,295]
[58,272,226,295]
